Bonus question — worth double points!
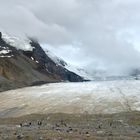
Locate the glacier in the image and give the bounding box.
[0,80,140,117]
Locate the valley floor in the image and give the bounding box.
[0,112,140,140]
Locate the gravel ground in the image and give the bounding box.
[0,112,140,140]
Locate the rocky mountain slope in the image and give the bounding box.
[45,49,92,80]
[0,32,84,92]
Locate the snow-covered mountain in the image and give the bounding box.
[45,49,92,80]
[0,32,84,92]
[44,49,140,81]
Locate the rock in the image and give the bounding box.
[16,133,24,139]
[85,132,90,137]
[38,137,43,140]
[97,131,104,134]
[0,32,2,39]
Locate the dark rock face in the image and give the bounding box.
[0,34,84,92]
[0,32,2,39]
[30,40,83,82]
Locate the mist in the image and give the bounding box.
[1,0,140,76]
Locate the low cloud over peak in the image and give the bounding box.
[1,0,140,76]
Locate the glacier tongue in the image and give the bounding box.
[1,80,140,117]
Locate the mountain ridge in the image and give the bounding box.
[0,32,84,92]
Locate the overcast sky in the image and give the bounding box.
[1,0,140,76]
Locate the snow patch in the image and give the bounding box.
[0,55,13,58]
[0,49,11,54]
[2,33,33,51]
[31,57,34,61]
[0,47,13,58]
[46,50,67,67]
[65,64,93,80]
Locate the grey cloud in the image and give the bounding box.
[0,0,140,76]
